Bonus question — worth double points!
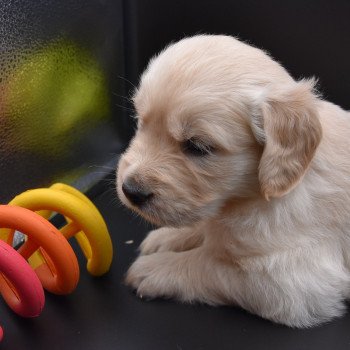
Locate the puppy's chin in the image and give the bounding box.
[118,188,222,227]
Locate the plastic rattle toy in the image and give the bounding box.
[2,183,113,277]
[0,205,79,295]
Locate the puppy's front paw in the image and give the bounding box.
[125,249,234,305]
[140,227,203,255]
[125,253,178,300]
[139,227,177,255]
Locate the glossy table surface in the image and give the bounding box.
[2,179,350,350]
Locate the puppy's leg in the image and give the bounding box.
[140,226,203,255]
[239,246,350,327]
[126,247,240,305]
[126,245,350,327]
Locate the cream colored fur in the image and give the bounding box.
[116,35,350,327]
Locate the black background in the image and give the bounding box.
[122,0,350,139]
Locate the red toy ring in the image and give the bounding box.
[0,239,45,317]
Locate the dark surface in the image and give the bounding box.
[2,179,350,349]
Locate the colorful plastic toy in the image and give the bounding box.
[0,205,79,295]
[2,183,113,277]
[0,183,112,342]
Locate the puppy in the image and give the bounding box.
[117,35,350,328]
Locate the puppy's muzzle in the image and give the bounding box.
[122,177,153,206]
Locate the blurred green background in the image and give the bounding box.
[0,0,126,201]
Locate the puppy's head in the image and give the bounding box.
[117,35,322,227]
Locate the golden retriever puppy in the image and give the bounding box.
[116,35,350,328]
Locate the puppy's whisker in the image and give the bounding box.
[117,75,138,90]
[111,92,133,103]
[93,164,118,175]
[114,103,136,113]
[87,171,114,176]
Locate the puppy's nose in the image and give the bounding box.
[122,178,153,206]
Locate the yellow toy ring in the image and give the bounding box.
[3,183,113,276]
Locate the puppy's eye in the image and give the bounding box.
[182,138,214,157]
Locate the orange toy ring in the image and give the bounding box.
[3,183,113,277]
[0,205,79,295]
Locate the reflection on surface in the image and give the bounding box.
[1,39,110,155]
[0,1,124,202]
[0,39,114,201]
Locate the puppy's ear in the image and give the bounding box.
[251,79,322,200]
